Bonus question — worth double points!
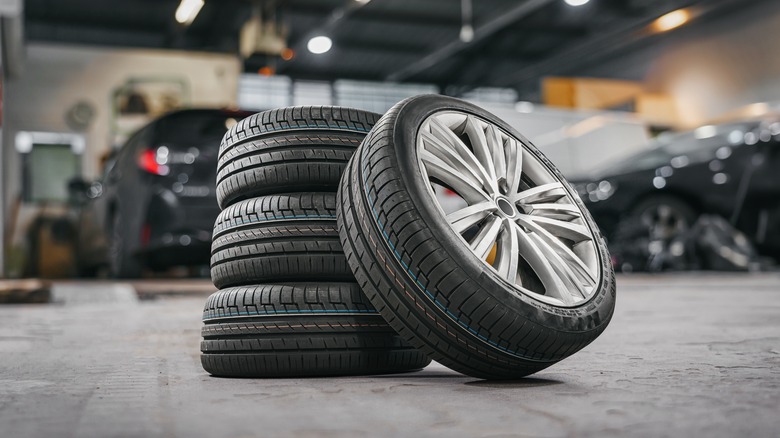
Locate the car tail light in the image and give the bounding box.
[140,223,151,245]
[138,148,170,176]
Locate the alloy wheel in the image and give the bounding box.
[416,111,600,307]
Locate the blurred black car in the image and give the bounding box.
[76,108,252,277]
[573,119,780,271]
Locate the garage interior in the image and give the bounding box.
[1,0,780,436]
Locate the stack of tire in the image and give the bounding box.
[200,106,432,377]
[202,96,617,380]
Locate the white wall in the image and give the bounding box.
[582,1,780,128]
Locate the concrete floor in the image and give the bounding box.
[1,274,779,438]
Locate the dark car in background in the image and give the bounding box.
[77,108,252,277]
[573,119,780,271]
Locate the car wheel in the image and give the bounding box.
[216,106,380,209]
[210,193,353,288]
[337,95,616,380]
[108,212,143,278]
[614,195,697,272]
[201,283,431,377]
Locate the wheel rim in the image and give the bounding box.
[641,204,689,242]
[416,110,601,307]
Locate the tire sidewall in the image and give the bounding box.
[383,95,615,332]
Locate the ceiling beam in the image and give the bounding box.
[260,67,384,83]
[385,0,557,82]
[25,21,167,47]
[425,22,588,76]
[334,39,428,56]
[24,20,236,52]
[282,1,367,49]
[286,9,461,28]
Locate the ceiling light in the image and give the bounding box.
[459,25,474,43]
[564,0,589,6]
[307,36,332,54]
[652,9,690,33]
[175,0,204,25]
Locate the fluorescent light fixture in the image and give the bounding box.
[307,36,333,54]
[175,0,204,25]
[564,0,589,6]
[652,9,690,33]
[15,131,86,154]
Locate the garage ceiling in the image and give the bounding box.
[24,0,764,95]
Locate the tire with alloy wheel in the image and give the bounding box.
[337,95,616,380]
[211,193,353,288]
[216,106,380,208]
[201,283,431,377]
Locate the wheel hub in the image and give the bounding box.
[495,197,517,218]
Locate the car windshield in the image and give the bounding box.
[593,121,760,176]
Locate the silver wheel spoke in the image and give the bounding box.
[417,111,600,308]
[513,223,573,305]
[518,214,591,243]
[470,216,503,260]
[494,219,519,283]
[422,128,494,194]
[420,150,491,204]
[525,230,586,302]
[463,116,500,193]
[524,203,580,220]
[516,215,596,285]
[446,202,497,233]
[511,182,567,204]
[485,125,507,185]
[429,117,498,196]
[504,138,523,197]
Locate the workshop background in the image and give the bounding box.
[1,0,779,437]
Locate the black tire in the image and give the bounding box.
[210,193,353,288]
[109,212,143,278]
[201,283,432,377]
[216,106,380,209]
[630,195,697,235]
[337,95,616,380]
[612,195,698,272]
